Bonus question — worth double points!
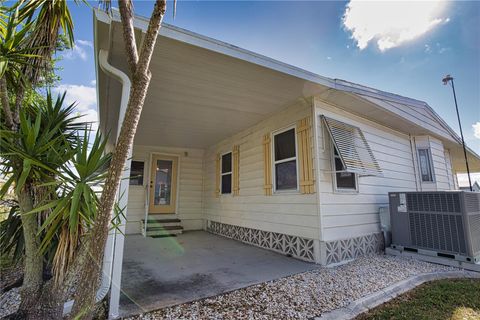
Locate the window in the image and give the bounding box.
[129,161,144,185]
[273,128,297,191]
[333,147,357,190]
[322,115,382,177]
[418,148,434,182]
[221,152,232,194]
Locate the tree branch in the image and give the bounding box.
[136,0,166,77]
[118,0,139,75]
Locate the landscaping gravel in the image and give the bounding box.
[0,287,20,319]
[0,255,472,319]
[125,254,467,320]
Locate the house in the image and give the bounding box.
[92,9,480,318]
[460,181,480,192]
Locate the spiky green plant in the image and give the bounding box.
[0,91,111,284]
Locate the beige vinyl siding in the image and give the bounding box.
[126,145,204,234]
[414,136,453,191]
[444,149,455,190]
[314,97,417,242]
[203,100,320,239]
[429,137,451,190]
[358,95,454,141]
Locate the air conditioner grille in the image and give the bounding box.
[409,211,467,254]
[407,193,461,213]
[464,193,480,213]
[469,214,480,254]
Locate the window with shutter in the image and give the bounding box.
[233,145,240,196]
[221,152,232,194]
[263,134,273,195]
[273,127,298,191]
[297,116,315,194]
[322,115,382,177]
[215,153,221,197]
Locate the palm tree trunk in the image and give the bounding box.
[0,77,15,130]
[17,184,44,319]
[70,1,166,318]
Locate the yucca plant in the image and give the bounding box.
[1,90,111,317]
[33,129,111,284]
[0,203,24,261]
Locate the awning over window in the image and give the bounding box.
[321,115,383,177]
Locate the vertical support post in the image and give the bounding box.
[108,157,131,319]
[98,49,132,319]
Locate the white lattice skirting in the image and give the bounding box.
[207,220,315,262]
[324,233,384,265]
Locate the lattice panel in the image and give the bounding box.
[207,220,315,262]
[325,233,384,265]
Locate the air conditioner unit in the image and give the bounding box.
[389,191,480,263]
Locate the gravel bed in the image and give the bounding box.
[0,265,22,293]
[0,287,20,319]
[125,254,465,320]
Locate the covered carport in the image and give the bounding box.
[94,8,334,319]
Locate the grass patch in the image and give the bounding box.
[356,278,480,320]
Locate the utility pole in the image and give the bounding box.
[442,75,473,191]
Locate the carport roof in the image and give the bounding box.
[93,8,480,172]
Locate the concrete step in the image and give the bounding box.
[144,226,183,237]
[141,222,183,237]
[142,218,181,228]
[148,213,177,219]
[150,234,177,238]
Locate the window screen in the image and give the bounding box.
[273,128,297,190]
[221,152,232,194]
[129,161,144,185]
[333,148,356,190]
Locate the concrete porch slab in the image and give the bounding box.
[119,231,319,317]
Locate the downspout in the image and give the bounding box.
[62,49,132,316]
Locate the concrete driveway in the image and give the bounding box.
[120,231,318,317]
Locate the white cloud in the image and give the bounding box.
[343,0,449,51]
[63,39,93,61]
[77,40,93,48]
[52,84,98,130]
[326,56,332,60]
[473,122,480,139]
[438,47,449,54]
[424,44,432,54]
[53,84,96,111]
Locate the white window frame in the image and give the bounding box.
[417,147,435,183]
[331,143,358,193]
[220,151,233,195]
[272,125,299,193]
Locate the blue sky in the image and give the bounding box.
[55,1,479,182]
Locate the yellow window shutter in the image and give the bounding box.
[263,134,273,196]
[233,145,240,196]
[297,116,315,194]
[215,153,221,197]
